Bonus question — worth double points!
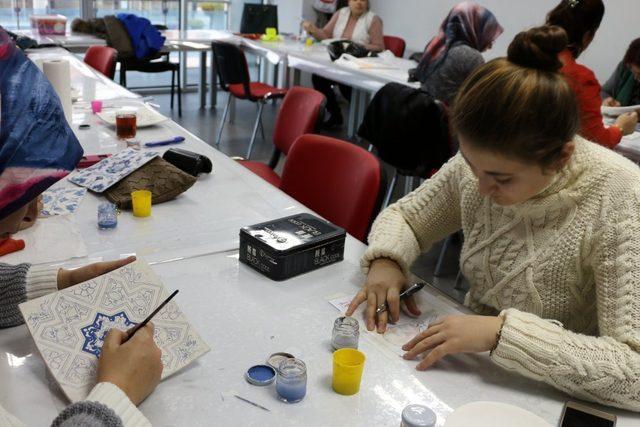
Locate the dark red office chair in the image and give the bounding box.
[279,134,384,242]
[84,46,118,80]
[383,36,406,58]
[238,86,326,187]
[212,41,288,159]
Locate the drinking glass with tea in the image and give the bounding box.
[115,111,137,139]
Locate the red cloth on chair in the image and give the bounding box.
[0,238,25,257]
[559,49,622,149]
[228,82,287,100]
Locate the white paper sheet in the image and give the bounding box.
[0,216,87,265]
[20,259,210,402]
[328,292,448,357]
[601,104,640,116]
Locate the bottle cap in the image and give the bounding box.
[401,404,437,427]
[245,365,276,386]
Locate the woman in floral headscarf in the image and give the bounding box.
[411,1,503,106]
[0,27,162,426]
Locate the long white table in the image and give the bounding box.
[1,48,639,427]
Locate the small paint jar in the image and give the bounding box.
[276,358,307,403]
[332,316,359,350]
[400,404,437,427]
[97,202,117,229]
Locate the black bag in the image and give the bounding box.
[358,83,452,178]
[240,4,278,34]
[327,40,376,62]
[163,148,212,177]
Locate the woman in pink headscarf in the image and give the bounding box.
[411,1,503,106]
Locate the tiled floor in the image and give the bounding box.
[148,86,467,304]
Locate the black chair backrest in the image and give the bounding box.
[211,41,252,98]
[358,83,452,178]
[240,4,278,34]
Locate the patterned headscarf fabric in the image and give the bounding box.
[0,27,83,220]
[413,1,503,83]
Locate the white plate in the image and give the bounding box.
[601,104,640,116]
[444,401,551,427]
[97,103,168,128]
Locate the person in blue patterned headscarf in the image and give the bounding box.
[0,27,83,230]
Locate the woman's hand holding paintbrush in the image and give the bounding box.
[96,290,178,405]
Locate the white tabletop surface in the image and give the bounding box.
[1,48,639,427]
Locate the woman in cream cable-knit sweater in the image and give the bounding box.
[347,25,640,411]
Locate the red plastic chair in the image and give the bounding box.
[238,86,326,187]
[84,46,118,80]
[279,134,383,242]
[212,41,288,159]
[384,36,406,58]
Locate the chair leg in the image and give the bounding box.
[258,114,266,141]
[246,101,265,160]
[403,175,415,196]
[170,69,175,109]
[434,234,454,277]
[216,95,232,148]
[177,66,182,117]
[383,170,398,209]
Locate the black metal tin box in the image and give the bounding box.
[239,213,346,281]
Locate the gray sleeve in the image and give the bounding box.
[0,263,30,329]
[601,61,625,99]
[51,401,123,427]
[426,45,485,106]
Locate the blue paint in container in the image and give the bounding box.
[245,365,276,386]
[276,358,307,403]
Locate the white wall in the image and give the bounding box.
[368,0,640,81]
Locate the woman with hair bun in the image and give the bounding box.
[346,25,640,411]
[547,0,637,148]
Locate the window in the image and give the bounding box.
[94,0,180,29]
[0,0,81,30]
[186,1,229,30]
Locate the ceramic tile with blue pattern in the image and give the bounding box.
[69,149,158,193]
[41,187,87,217]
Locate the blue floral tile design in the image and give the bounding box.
[69,149,158,193]
[41,188,87,217]
[81,311,135,358]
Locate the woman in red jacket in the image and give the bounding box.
[547,0,637,149]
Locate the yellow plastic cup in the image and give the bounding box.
[332,348,365,395]
[265,27,277,38]
[131,190,152,217]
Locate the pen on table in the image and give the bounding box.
[376,283,425,315]
[234,394,270,412]
[144,136,185,148]
[124,289,179,342]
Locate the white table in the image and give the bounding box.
[19,30,212,109]
[229,37,419,137]
[2,49,639,427]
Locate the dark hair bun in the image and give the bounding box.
[507,25,569,72]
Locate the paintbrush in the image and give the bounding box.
[123,290,179,343]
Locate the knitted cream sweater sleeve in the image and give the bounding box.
[362,155,464,276]
[491,179,640,411]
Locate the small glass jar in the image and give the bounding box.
[332,316,360,350]
[276,358,307,403]
[401,404,437,427]
[115,111,137,139]
[97,202,117,229]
